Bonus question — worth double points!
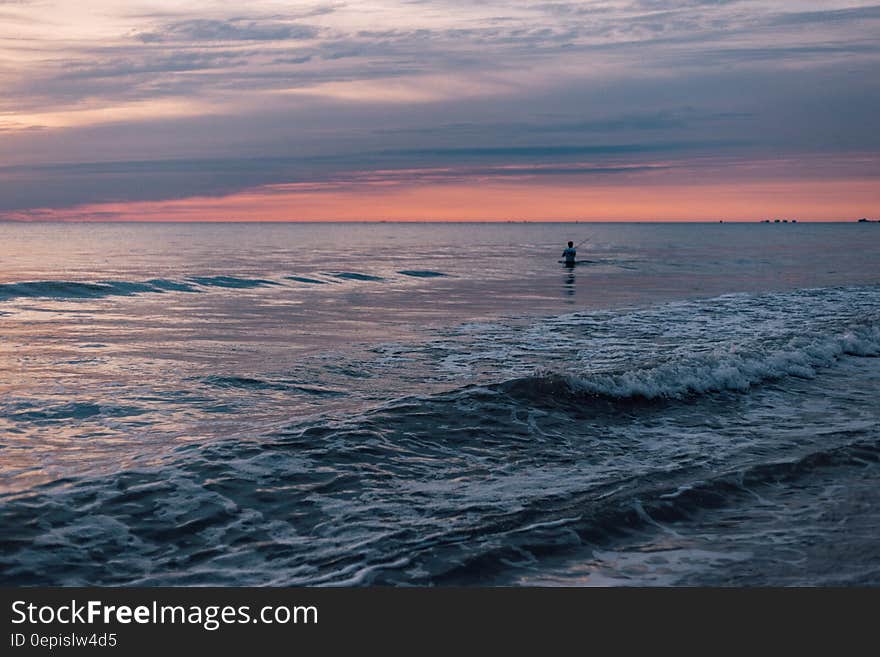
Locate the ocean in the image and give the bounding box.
[0,221,878,586]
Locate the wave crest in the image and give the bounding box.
[500,325,880,402]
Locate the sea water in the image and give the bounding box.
[0,221,878,585]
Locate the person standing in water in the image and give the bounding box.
[562,241,577,266]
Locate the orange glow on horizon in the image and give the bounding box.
[8,178,878,223]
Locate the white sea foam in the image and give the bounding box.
[561,325,880,399]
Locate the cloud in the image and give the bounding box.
[375,141,745,162]
[632,0,743,9]
[677,42,880,66]
[57,50,250,80]
[768,4,880,26]
[374,109,753,138]
[136,18,320,43]
[532,3,619,17]
[2,0,879,219]
[0,134,750,213]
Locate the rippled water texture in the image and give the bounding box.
[0,222,878,585]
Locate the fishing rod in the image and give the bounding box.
[539,237,591,249]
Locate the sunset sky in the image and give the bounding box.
[1,0,878,221]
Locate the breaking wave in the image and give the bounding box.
[499,324,880,403]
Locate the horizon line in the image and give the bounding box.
[1,219,874,225]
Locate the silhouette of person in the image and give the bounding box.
[562,240,577,266]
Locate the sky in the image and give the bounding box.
[1,0,878,221]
